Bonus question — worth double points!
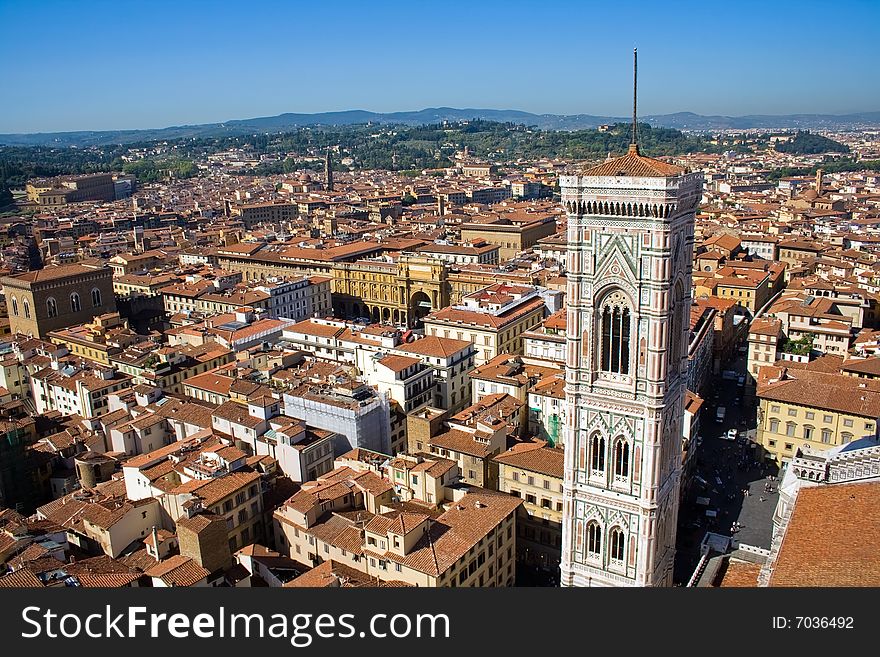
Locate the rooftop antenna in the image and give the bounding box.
[630,47,639,154]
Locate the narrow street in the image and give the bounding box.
[673,351,781,585]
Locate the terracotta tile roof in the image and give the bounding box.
[284,560,412,588]
[430,428,496,458]
[2,263,108,284]
[64,555,143,587]
[0,569,44,588]
[369,492,522,577]
[7,543,51,569]
[179,470,262,507]
[396,336,473,359]
[366,512,429,537]
[212,400,265,428]
[449,392,523,427]
[410,457,456,478]
[581,145,685,178]
[80,499,154,530]
[145,554,210,587]
[703,232,741,252]
[176,513,220,535]
[770,481,880,586]
[749,317,782,336]
[36,495,89,528]
[283,319,346,339]
[840,357,880,377]
[757,366,880,418]
[184,371,234,396]
[124,434,222,469]
[779,239,824,252]
[493,440,564,478]
[716,561,761,587]
[378,354,421,373]
[543,308,566,331]
[470,354,560,387]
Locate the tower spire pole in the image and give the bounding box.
[631,47,639,153]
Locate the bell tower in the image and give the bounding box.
[325,147,334,193]
[559,50,703,586]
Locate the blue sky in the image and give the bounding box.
[0,0,878,133]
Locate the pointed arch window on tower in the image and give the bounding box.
[590,435,605,473]
[599,291,631,375]
[587,522,602,558]
[70,292,81,313]
[46,297,58,318]
[91,287,102,308]
[609,527,626,563]
[613,439,630,480]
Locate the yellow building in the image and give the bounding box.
[493,440,564,571]
[26,173,115,206]
[113,273,182,299]
[48,312,140,366]
[756,364,880,464]
[332,255,447,326]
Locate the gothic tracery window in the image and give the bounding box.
[70,292,81,313]
[91,287,102,308]
[590,434,605,472]
[599,290,631,375]
[46,297,58,318]
[610,528,625,562]
[587,522,602,557]
[613,439,630,479]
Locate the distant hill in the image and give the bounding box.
[2,107,879,147]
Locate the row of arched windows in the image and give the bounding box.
[565,200,676,218]
[580,435,631,479]
[579,522,627,562]
[10,288,102,319]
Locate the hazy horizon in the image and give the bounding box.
[2,105,880,137]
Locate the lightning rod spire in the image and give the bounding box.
[631,47,639,153]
